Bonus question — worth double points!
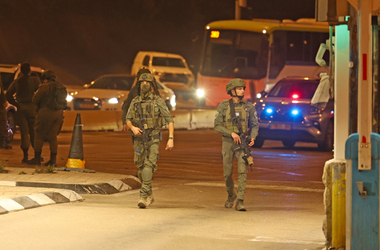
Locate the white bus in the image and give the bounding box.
[197,18,329,106]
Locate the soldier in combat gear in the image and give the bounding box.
[125,73,174,209]
[214,78,259,211]
[6,63,41,161]
[28,70,67,166]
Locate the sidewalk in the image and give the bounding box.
[0,167,141,214]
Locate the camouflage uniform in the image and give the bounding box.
[214,78,259,210]
[126,92,173,199]
[28,70,65,166]
[6,75,41,153]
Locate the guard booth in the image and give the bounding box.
[316,0,380,249]
[345,133,380,249]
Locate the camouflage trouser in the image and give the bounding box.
[15,103,36,150]
[34,107,63,154]
[133,138,160,198]
[222,136,248,200]
[0,107,7,138]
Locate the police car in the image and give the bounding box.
[255,76,334,151]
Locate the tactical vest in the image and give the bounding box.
[132,97,166,130]
[225,101,248,134]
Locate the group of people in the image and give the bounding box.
[123,69,258,211]
[0,63,66,167]
[1,64,259,211]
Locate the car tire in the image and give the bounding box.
[318,120,334,151]
[282,139,296,148]
[6,111,15,143]
[252,138,264,148]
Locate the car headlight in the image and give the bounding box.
[66,94,74,102]
[170,95,176,107]
[196,89,205,98]
[108,97,119,104]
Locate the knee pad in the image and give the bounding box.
[141,166,153,183]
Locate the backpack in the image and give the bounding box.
[46,82,67,110]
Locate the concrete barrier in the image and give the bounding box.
[61,109,216,132]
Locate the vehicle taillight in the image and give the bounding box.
[292,94,299,99]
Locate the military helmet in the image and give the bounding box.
[226,78,246,94]
[136,68,151,79]
[42,70,56,80]
[138,73,154,83]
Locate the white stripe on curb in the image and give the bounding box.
[27,193,55,205]
[0,199,24,211]
[108,180,131,192]
[0,181,17,187]
[57,190,84,202]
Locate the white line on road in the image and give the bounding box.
[255,167,303,176]
[185,182,324,193]
[249,236,325,245]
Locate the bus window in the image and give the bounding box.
[201,30,268,79]
[269,31,329,80]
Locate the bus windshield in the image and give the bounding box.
[200,30,268,79]
[269,30,329,80]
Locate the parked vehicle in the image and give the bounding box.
[131,51,205,105]
[254,76,334,151]
[67,74,176,111]
[0,64,44,142]
[131,51,195,86]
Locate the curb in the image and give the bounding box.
[0,190,84,214]
[0,176,142,195]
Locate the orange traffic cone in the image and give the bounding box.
[56,113,94,173]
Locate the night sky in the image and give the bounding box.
[0,0,315,86]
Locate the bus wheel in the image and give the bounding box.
[282,139,296,149]
[252,138,264,148]
[6,111,15,143]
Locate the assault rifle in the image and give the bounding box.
[135,102,152,158]
[229,99,254,172]
[233,132,254,172]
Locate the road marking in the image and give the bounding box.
[185,182,324,193]
[255,167,303,176]
[249,236,324,245]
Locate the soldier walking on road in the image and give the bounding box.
[0,78,12,149]
[28,70,67,166]
[125,73,174,209]
[122,67,151,132]
[6,63,41,161]
[214,79,259,211]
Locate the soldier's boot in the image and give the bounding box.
[147,195,155,206]
[235,199,246,211]
[0,137,12,149]
[27,152,41,166]
[45,153,57,166]
[22,149,29,163]
[138,197,148,209]
[224,193,237,208]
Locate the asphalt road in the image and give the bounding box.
[4,129,333,188]
[0,130,333,250]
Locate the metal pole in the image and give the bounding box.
[348,4,358,135]
[357,0,372,170]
